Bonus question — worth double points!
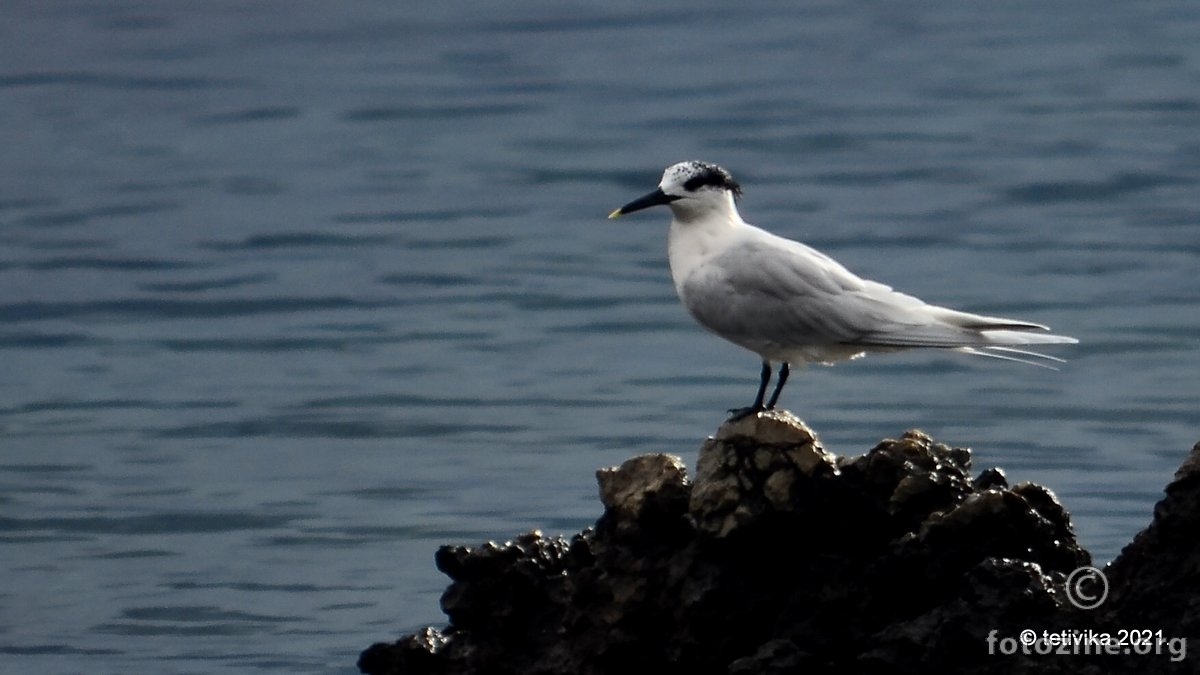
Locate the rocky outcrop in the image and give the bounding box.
[1103,441,1200,635]
[358,412,1197,675]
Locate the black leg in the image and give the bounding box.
[751,360,771,410]
[728,361,772,420]
[765,362,790,409]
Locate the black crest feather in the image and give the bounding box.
[681,162,742,199]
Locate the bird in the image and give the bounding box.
[608,160,1078,419]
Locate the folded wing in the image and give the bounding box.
[679,234,1076,364]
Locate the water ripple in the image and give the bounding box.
[1002,173,1191,203]
[342,103,534,121]
[194,106,303,125]
[0,71,239,90]
[17,202,182,227]
[200,232,394,251]
[0,331,101,348]
[153,416,525,439]
[0,645,121,656]
[137,273,275,293]
[19,257,202,271]
[0,513,299,535]
[0,297,395,321]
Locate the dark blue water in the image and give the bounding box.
[2,1,1198,672]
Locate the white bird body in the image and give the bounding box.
[611,160,1077,415]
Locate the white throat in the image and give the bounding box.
[666,195,744,295]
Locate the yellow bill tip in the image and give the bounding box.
[607,208,623,219]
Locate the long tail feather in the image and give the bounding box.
[984,345,1067,364]
[956,346,1064,370]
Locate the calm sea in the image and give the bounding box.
[2,1,1198,672]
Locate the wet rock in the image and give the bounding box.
[359,414,1200,675]
[434,530,573,631]
[357,627,449,675]
[973,467,1009,490]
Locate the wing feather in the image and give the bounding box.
[678,233,1076,362]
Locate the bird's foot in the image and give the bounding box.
[726,405,765,421]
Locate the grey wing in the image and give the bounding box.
[679,240,900,351]
[680,238,1059,353]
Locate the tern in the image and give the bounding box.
[609,160,1077,418]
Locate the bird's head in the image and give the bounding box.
[609,161,742,222]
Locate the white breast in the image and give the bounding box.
[666,216,740,298]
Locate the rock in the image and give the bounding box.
[689,410,838,537]
[596,453,690,538]
[973,467,1009,490]
[357,627,448,675]
[727,638,810,674]
[434,530,573,631]
[1103,441,1200,636]
[358,413,1200,675]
